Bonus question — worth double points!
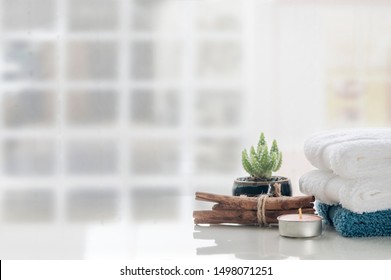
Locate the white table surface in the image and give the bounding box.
[1,194,390,260]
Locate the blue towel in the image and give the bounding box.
[316,202,391,237]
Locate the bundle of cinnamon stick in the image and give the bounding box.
[193,192,315,225]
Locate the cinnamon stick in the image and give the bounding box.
[194,209,262,224]
[196,192,257,210]
[193,208,315,225]
[196,192,314,211]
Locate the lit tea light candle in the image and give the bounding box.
[277,208,322,238]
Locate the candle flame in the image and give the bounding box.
[299,208,302,219]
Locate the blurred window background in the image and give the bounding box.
[1,0,391,224]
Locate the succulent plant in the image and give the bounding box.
[241,132,282,179]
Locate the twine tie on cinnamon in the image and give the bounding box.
[257,183,282,226]
[257,195,269,226]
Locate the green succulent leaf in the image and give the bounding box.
[259,133,266,146]
[250,146,262,177]
[269,152,278,170]
[273,151,283,172]
[260,145,269,169]
[241,149,253,176]
[271,140,279,154]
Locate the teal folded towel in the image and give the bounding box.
[316,202,391,237]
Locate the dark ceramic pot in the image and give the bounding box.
[232,176,292,197]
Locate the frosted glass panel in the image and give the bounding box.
[3,41,56,81]
[67,41,118,81]
[3,189,55,222]
[130,41,182,80]
[66,140,117,175]
[67,90,118,125]
[131,0,184,32]
[4,139,56,176]
[195,138,240,174]
[197,41,241,79]
[196,0,242,31]
[195,90,241,127]
[130,88,179,127]
[1,0,55,30]
[130,139,180,175]
[69,0,118,31]
[3,90,55,128]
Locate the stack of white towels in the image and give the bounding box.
[299,128,391,213]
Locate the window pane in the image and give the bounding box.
[195,138,240,174]
[2,189,55,223]
[131,0,184,32]
[195,89,241,127]
[197,41,241,80]
[130,41,181,80]
[67,90,118,125]
[3,90,55,128]
[4,139,56,176]
[130,88,179,127]
[66,140,117,175]
[130,139,180,175]
[1,0,55,31]
[196,0,242,31]
[69,0,118,31]
[67,41,118,81]
[3,41,56,81]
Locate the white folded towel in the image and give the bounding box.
[304,128,391,178]
[299,170,391,213]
